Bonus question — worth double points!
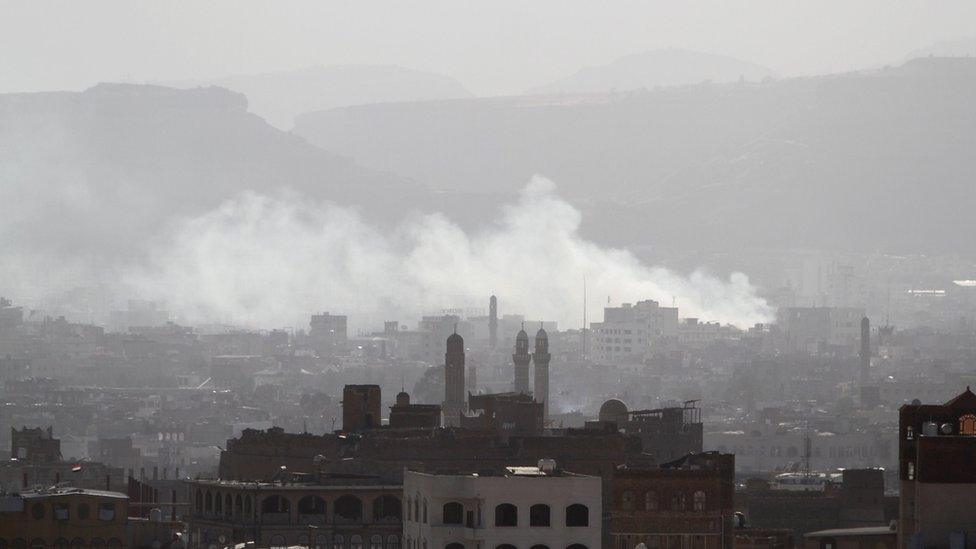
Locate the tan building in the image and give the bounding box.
[0,488,128,548]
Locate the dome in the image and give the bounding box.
[396,391,410,407]
[599,399,629,423]
[446,332,464,353]
[516,329,529,341]
[535,327,548,339]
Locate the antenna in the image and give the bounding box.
[582,275,588,357]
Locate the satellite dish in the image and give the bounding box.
[941,423,954,435]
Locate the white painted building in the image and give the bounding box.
[403,462,602,549]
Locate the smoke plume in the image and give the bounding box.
[131,176,773,330]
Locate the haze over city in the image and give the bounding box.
[3,3,976,549]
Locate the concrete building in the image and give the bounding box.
[780,307,864,353]
[310,312,348,357]
[463,393,544,436]
[591,300,678,363]
[389,392,442,430]
[11,426,62,463]
[0,488,129,548]
[609,452,735,549]
[343,385,383,432]
[403,463,601,549]
[598,399,703,463]
[898,387,976,549]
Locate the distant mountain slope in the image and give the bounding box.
[163,65,473,129]
[294,58,976,255]
[905,36,976,62]
[0,83,432,263]
[529,49,774,95]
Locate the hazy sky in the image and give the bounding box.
[2,0,975,96]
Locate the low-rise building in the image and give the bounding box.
[0,488,128,548]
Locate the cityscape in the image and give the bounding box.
[3,2,976,549]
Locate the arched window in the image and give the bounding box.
[374,495,402,521]
[205,491,213,513]
[70,539,85,549]
[106,542,122,549]
[333,534,345,549]
[446,544,465,549]
[531,546,551,549]
[269,534,287,549]
[961,414,976,436]
[11,540,26,549]
[644,491,658,511]
[299,495,327,518]
[244,495,253,518]
[195,490,203,513]
[315,534,329,549]
[670,493,686,511]
[621,490,636,511]
[53,539,69,549]
[89,539,104,549]
[261,495,291,515]
[413,495,420,522]
[29,540,44,549]
[215,492,223,514]
[495,503,518,527]
[350,535,363,549]
[235,494,243,518]
[567,545,588,549]
[387,535,401,549]
[77,503,90,520]
[443,502,464,525]
[496,545,517,549]
[530,504,551,527]
[225,493,233,516]
[423,498,428,523]
[566,504,588,527]
[334,495,363,523]
[693,491,706,511]
[371,535,384,549]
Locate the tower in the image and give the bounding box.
[489,295,498,348]
[443,330,466,427]
[533,325,551,421]
[513,325,531,394]
[859,316,870,385]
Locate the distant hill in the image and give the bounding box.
[905,36,976,62]
[0,83,434,264]
[528,49,774,95]
[163,64,472,129]
[294,58,976,256]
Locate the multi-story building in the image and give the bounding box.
[185,476,403,549]
[310,312,349,357]
[591,301,678,363]
[598,399,703,463]
[898,387,976,549]
[609,452,734,549]
[0,488,128,548]
[779,307,864,352]
[403,462,601,549]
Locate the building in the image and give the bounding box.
[533,327,551,421]
[343,385,383,432]
[185,475,402,548]
[598,399,704,463]
[779,307,864,352]
[443,333,466,428]
[310,312,348,356]
[463,393,544,436]
[403,462,602,549]
[609,452,735,549]
[898,387,976,549]
[591,300,679,363]
[389,392,442,430]
[804,526,897,549]
[513,327,532,395]
[0,488,128,548]
[489,296,498,349]
[11,426,62,463]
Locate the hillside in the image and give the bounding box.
[528,49,774,94]
[293,58,976,255]
[163,65,473,129]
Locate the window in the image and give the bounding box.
[70,539,85,549]
[261,495,290,515]
[215,492,223,514]
[387,535,400,549]
[961,415,976,436]
[31,504,45,520]
[371,535,384,549]
[53,539,68,549]
[54,503,69,520]
[29,540,43,549]
[99,503,116,521]
[299,495,327,516]
[446,544,465,549]
[374,495,402,521]
[908,462,915,480]
[530,546,551,549]
[906,426,915,440]
[566,504,589,527]
[423,499,428,523]
[567,545,588,549]
[244,496,252,518]
[443,502,464,525]
[235,495,243,518]
[530,504,551,527]
[334,535,345,549]
[269,535,287,549]
[670,493,686,511]
[225,493,233,516]
[495,503,518,527]
[334,495,363,523]
[205,491,213,513]
[496,546,517,549]
[693,491,706,512]
[644,491,658,511]
[621,490,636,511]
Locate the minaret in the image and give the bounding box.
[443,329,466,427]
[859,316,870,385]
[533,325,551,420]
[489,295,498,348]
[513,324,531,394]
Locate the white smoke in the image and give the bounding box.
[131,176,773,329]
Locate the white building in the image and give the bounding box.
[403,462,602,549]
[591,300,678,363]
